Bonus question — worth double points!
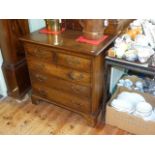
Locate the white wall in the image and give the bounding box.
[0,49,7,97]
[28,19,45,32]
[110,67,125,93]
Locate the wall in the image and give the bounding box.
[28,19,45,32]
[0,49,7,97]
[110,67,125,93]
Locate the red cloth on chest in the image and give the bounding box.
[76,35,108,45]
[39,28,65,35]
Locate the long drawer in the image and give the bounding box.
[30,71,91,99]
[32,83,91,113]
[25,43,91,73]
[27,56,91,86]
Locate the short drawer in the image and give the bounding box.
[54,52,91,73]
[24,44,55,62]
[30,71,91,99]
[27,57,91,86]
[32,84,91,113]
[24,44,91,73]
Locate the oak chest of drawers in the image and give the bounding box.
[20,30,117,126]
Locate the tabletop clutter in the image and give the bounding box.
[110,75,155,122]
[108,19,155,64]
[117,75,155,96]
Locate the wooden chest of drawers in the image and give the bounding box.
[20,30,117,126]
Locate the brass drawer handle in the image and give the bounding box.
[53,52,58,64]
[70,85,79,93]
[68,72,84,81]
[38,88,47,97]
[71,100,82,108]
[34,48,44,58]
[76,102,82,107]
[35,74,47,82]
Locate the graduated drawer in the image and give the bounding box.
[30,71,91,99]
[24,43,91,73]
[54,52,91,73]
[32,83,91,113]
[27,56,91,86]
[24,44,54,62]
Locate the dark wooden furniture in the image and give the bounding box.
[103,56,155,118]
[104,19,134,35]
[62,19,134,35]
[20,29,118,126]
[62,19,83,31]
[0,19,31,99]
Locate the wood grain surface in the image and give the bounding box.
[0,95,131,135]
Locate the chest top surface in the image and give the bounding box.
[20,29,118,56]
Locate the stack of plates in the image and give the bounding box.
[111,99,135,113]
[134,102,154,120]
[136,102,152,116]
[111,91,155,122]
[117,92,145,106]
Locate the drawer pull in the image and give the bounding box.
[70,85,81,94]
[33,48,46,59]
[53,52,58,63]
[38,88,47,97]
[35,74,47,82]
[34,48,45,58]
[68,72,84,81]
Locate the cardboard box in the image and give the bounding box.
[105,86,155,135]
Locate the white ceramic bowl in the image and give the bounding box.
[135,34,149,46]
[125,49,138,61]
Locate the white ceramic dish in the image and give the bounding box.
[135,34,149,46]
[117,92,145,106]
[136,102,152,113]
[111,99,135,113]
[144,110,155,121]
[134,110,152,118]
[124,49,138,62]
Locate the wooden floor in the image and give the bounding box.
[0,95,131,135]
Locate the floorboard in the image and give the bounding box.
[0,95,131,135]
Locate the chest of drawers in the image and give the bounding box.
[20,30,117,126]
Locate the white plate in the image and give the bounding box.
[117,92,145,106]
[111,99,134,110]
[136,102,152,113]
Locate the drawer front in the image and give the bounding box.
[30,71,91,99]
[24,43,91,73]
[27,56,91,86]
[55,52,91,73]
[32,84,91,113]
[24,44,55,62]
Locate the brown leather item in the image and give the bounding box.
[79,19,105,40]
